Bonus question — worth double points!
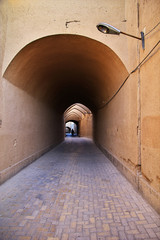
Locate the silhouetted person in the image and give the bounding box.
[71,129,74,136]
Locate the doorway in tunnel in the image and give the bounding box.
[65,121,78,137]
[64,103,93,139]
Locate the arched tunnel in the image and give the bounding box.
[2,33,160,214]
[2,33,130,183]
[0,3,160,236]
[4,34,128,114]
[64,103,93,138]
[4,33,129,140]
[3,33,129,158]
[1,34,136,184]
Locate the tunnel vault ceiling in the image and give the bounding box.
[64,103,92,122]
[3,34,128,113]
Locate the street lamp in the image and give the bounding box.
[97,22,145,49]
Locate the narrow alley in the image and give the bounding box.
[0,138,160,240]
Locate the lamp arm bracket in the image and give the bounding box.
[120,31,142,40]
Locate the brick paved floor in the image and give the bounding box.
[0,137,160,240]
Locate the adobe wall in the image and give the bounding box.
[79,114,93,139]
[94,0,160,213]
[0,79,64,184]
[94,72,139,184]
[0,2,64,183]
[0,0,8,130]
[138,0,160,212]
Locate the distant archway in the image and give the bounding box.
[65,121,78,137]
[64,103,93,139]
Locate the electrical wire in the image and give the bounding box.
[145,21,160,36]
[131,40,160,73]
[98,40,160,109]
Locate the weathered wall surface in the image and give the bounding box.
[0,79,64,184]
[94,0,139,184]
[94,72,139,185]
[0,0,8,129]
[94,0,160,213]
[138,0,160,210]
[79,114,93,139]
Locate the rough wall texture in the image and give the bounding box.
[94,72,139,188]
[0,0,8,129]
[79,114,93,139]
[0,80,64,184]
[94,0,160,213]
[138,0,160,210]
[93,0,139,182]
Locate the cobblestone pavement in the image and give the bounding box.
[0,137,160,240]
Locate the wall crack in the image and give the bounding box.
[65,20,80,28]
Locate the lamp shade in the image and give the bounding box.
[97,23,120,35]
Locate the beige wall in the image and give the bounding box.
[0,0,159,213]
[94,73,139,171]
[94,0,140,181]
[0,0,8,128]
[94,0,160,213]
[0,80,64,184]
[138,0,160,208]
[2,0,129,75]
[79,114,93,139]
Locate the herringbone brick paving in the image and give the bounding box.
[0,137,160,240]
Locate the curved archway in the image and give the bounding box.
[65,120,79,137]
[3,34,128,113]
[64,103,92,138]
[1,34,129,184]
